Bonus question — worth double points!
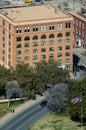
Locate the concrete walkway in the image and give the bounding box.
[0,95,45,126]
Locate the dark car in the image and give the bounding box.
[40,100,48,107]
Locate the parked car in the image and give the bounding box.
[40,100,48,107]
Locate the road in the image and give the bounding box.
[0,101,49,130]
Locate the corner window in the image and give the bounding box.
[66,39,70,44]
[16,27,22,33]
[66,32,70,36]
[66,22,71,28]
[66,46,70,50]
[66,59,70,64]
[65,52,70,56]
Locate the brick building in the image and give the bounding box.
[0,4,73,71]
[70,5,86,48]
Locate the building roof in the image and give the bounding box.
[70,10,86,22]
[1,4,72,23]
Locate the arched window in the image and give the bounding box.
[57,33,63,37]
[49,34,54,38]
[33,35,38,40]
[24,36,30,41]
[41,35,46,39]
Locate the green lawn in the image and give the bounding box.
[28,111,86,130]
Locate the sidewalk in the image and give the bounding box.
[0,95,45,126]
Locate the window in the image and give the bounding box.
[8,41,11,46]
[24,36,30,41]
[49,54,54,58]
[33,55,38,60]
[8,48,11,52]
[41,41,46,46]
[33,42,38,47]
[3,20,5,26]
[58,40,62,44]
[49,47,54,51]
[58,23,62,30]
[3,37,5,41]
[49,24,54,30]
[9,24,11,30]
[25,50,30,54]
[41,48,46,52]
[2,43,5,48]
[41,55,46,59]
[66,59,70,64]
[3,30,5,35]
[25,56,30,61]
[49,40,54,46]
[41,25,46,31]
[49,34,54,38]
[82,23,84,29]
[58,53,62,57]
[9,34,11,39]
[2,56,5,62]
[17,44,21,48]
[24,26,30,32]
[8,54,11,59]
[33,49,38,54]
[16,27,22,33]
[16,37,21,42]
[65,52,70,56]
[33,25,38,31]
[57,33,63,37]
[66,39,70,44]
[16,51,21,55]
[66,32,70,36]
[66,46,70,50]
[2,50,5,54]
[25,43,29,48]
[41,35,46,39]
[58,60,62,64]
[16,57,22,62]
[33,36,38,40]
[79,21,81,28]
[58,46,62,51]
[66,22,70,28]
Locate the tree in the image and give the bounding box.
[46,83,68,110]
[5,81,22,99]
[68,79,86,122]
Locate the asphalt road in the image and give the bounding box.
[0,101,49,130]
